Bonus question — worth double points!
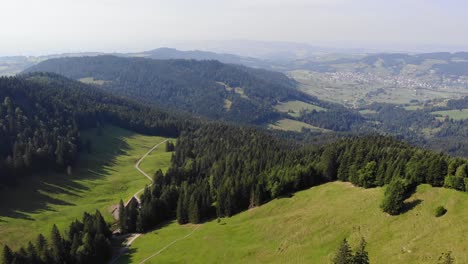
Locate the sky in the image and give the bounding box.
[0,0,467,56]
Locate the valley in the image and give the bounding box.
[2,1,468,263]
[0,126,173,250]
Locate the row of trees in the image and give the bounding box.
[2,210,112,264]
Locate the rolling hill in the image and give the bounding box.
[24,55,328,124]
[120,182,468,264]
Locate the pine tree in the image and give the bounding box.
[94,209,111,238]
[35,233,48,263]
[333,239,353,264]
[176,191,187,224]
[188,193,200,224]
[16,247,28,263]
[126,199,139,233]
[26,242,39,263]
[118,199,127,233]
[50,224,65,263]
[93,234,111,263]
[353,237,369,264]
[70,234,81,260]
[2,245,14,264]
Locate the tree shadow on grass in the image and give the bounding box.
[118,247,138,264]
[276,193,295,200]
[0,126,135,220]
[401,199,423,214]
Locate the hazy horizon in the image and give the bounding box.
[1,0,467,56]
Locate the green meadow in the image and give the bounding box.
[122,182,468,264]
[268,118,331,133]
[0,126,173,250]
[274,100,327,117]
[431,108,468,120]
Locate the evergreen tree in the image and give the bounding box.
[2,245,14,264]
[353,237,369,264]
[26,242,39,263]
[333,239,353,264]
[358,161,377,188]
[50,224,65,263]
[35,233,49,263]
[93,234,111,263]
[70,234,81,261]
[176,187,188,224]
[380,177,411,215]
[126,199,139,233]
[188,193,200,224]
[118,199,127,233]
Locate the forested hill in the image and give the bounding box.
[24,56,322,124]
[124,121,468,233]
[0,73,188,186]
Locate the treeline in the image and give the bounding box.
[117,123,467,233]
[2,210,112,264]
[0,73,189,186]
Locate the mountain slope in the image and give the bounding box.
[0,72,183,186]
[129,47,271,68]
[25,56,321,124]
[122,182,468,264]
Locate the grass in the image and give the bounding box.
[78,77,108,85]
[217,81,249,99]
[274,100,326,117]
[0,125,173,250]
[268,118,330,133]
[404,105,424,111]
[123,182,468,264]
[431,109,468,120]
[359,109,378,115]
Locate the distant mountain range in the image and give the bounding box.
[3,47,467,77]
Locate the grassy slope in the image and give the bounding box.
[268,118,331,133]
[274,100,326,118]
[123,182,468,264]
[431,109,468,120]
[0,126,173,250]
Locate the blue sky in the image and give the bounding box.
[0,0,467,55]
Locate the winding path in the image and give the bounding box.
[110,139,168,264]
[111,138,202,264]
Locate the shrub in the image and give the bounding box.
[435,206,447,217]
[380,177,414,215]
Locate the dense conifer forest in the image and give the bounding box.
[1,66,467,263]
[0,73,188,186]
[119,123,467,232]
[25,56,467,157]
[25,56,312,124]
